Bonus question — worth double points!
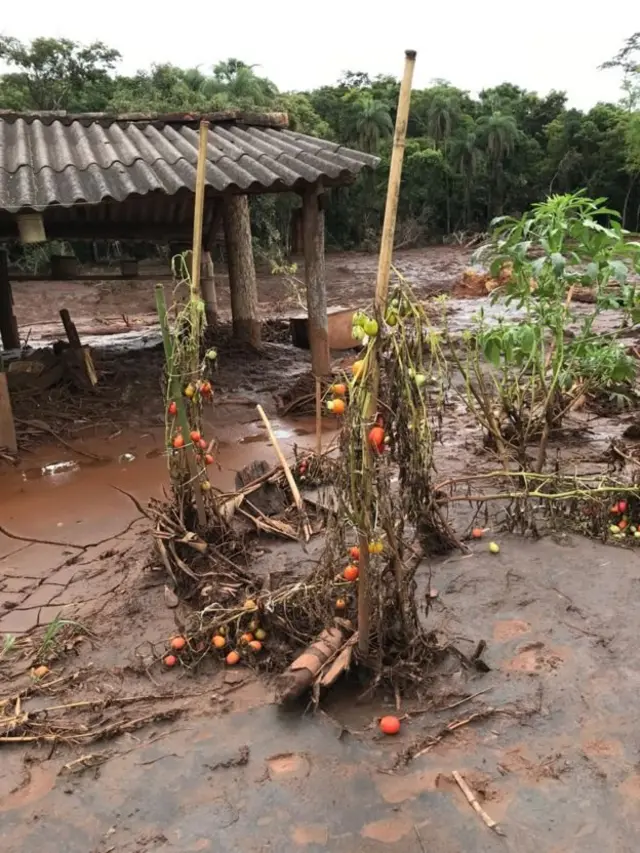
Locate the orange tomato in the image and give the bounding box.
[379,715,401,735]
[471,528,485,539]
[348,546,360,561]
[619,518,628,530]
[164,655,177,667]
[204,453,214,465]
[335,598,347,610]
[331,398,346,415]
[330,383,347,396]
[173,435,185,449]
[368,426,385,451]
[170,636,186,651]
[225,650,241,666]
[190,430,201,442]
[248,640,262,652]
[351,360,365,379]
[240,633,254,645]
[343,564,359,582]
[212,635,226,649]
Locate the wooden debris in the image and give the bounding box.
[452,770,504,835]
[256,404,312,540]
[0,371,17,453]
[275,624,351,702]
[59,308,98,388]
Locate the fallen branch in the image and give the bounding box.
[452,770,504,835]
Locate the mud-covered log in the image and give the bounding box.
[275,625,349,703]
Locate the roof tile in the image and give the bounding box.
[0,116,379,212]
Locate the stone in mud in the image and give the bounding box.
[235,460,287,517]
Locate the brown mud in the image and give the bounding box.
[3,245,640,850]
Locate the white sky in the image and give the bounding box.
[2,0,637,110]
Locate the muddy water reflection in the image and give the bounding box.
[0,413,337,549]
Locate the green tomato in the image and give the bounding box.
[610,524,620,534]
[352,311,367,328]
[351,325,365,342]
[363,318,379,337]
[385,309,398,327]
[414,373,427,388]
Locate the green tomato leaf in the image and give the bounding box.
[483,337,501,367]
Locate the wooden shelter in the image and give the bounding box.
[0,109,379,378]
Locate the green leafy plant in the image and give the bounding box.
[445,192,640,470]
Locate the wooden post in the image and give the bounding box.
[0,371,17,453]
[358,49,417,657]
[60,308,98,387]
[191,121,210,298]
[302,184,330,377]
[223,194,261,346]
[0,250,20,351]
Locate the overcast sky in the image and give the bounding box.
[3,0,637,110]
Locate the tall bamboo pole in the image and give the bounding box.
[191,121,210,298]
[358,49,417,656]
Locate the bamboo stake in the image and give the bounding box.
[358,49,416,656]
[315,378,322,456]
[374,50,417,312]
[191,120,210,298]
[256,404,312,541]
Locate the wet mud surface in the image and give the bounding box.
[3,246,640,850]
[3,537,640,851]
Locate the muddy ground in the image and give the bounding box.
[3,245,640,851]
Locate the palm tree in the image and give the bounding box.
[449,125,483,227]
[477,112,520,216]
[342,92,393,153]
[426,90,461,231]
[201,58,278,107]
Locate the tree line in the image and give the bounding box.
[1,34,639,252]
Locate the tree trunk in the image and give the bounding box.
[0,251,20,351]
[302,185,330,377]
[223,195,260,346]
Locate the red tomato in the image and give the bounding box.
[168,401,177,416]
[173,435,185,449]
[204,453,214,465]
[190,430,201,443]
[343,564,359,582]
[379,715,401,735]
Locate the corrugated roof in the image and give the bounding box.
[0,113,380,213]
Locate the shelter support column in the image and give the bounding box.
[0,250,20,351]
[223,194,261,347]
[302,184,330,377]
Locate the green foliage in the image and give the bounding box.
[450,192,640,471]
[2,33,640,245]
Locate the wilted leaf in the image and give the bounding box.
[164,585,179,609]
